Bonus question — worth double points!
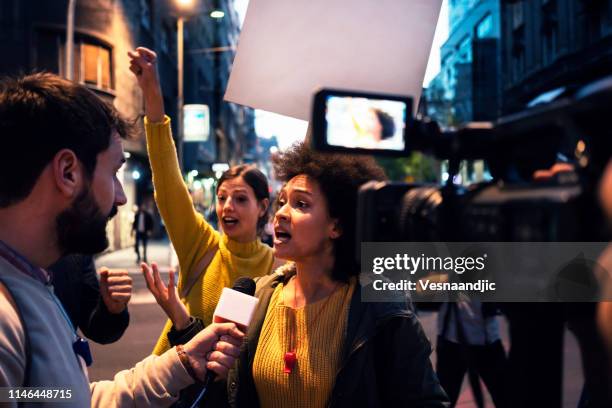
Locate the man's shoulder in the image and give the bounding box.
[0,280,27,384]
[0,280,25,339]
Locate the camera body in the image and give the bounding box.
[356,178,588,243]
[310,78,612,254]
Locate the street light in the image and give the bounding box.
[210,10,225,19]
[175,0,196,171]
[65,0,77,80]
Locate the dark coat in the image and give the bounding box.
[49,254,129,344]
[132,209,154,234]
[226,267,449,408]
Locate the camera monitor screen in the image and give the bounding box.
[325,95,408,151]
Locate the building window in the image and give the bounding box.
[38,31,113,91]
[458,35,472,62]
[512,1,524,29]
[160,29,167,54]
[511,26,526,82]
[542,29,557,65]
[0,2,11,34]
[141,0,152,30]
[476,13,493,38]
[441,54,451,68]
[36,31,62,73]
[81,43,112,89]
[541,0,558,64]
[579,0,604,45]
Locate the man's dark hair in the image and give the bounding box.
[373,108,396,139]
[273,142,386,282]
[217,164,270,231]
[0,72,131,208]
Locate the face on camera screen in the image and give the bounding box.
[325,96,407,151]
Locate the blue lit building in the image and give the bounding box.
[427,0,502,125]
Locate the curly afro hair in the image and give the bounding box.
[272,141,387,282]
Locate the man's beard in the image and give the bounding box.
[55,186,117,256]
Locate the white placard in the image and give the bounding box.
[225,0,443,121]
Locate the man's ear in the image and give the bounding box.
[259,198,270,218]
[52,149,83,198]
[329,219,343,240]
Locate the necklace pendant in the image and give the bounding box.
[283,351,297,374]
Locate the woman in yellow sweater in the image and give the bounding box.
[128,47,278,355]
[227,143,448,407]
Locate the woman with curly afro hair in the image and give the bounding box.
[227,142,448,408]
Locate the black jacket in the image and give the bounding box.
[49,254,129,344]
[132,210,154,234]
[226,268,449,408]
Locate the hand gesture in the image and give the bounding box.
[141,262,190,330]
[99,268,133,314]
[182,322,244,381]
[128,47,165,122]
[128,47,159,92]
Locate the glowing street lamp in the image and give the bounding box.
[210,10,225,19]
[175,0,196,170]
[65,0,77,80]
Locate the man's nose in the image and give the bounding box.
[115,180,127,206]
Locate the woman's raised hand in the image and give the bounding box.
[141,262,191,330]
[128,47,165,122]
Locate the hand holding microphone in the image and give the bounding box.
[189,277,259,408]
[204,277,258,382]
[180,322,244,381]
[212,277,259,330]
[143,272,258,407]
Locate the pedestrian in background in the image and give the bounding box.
[132,203,153,263]
[436,300,507,408]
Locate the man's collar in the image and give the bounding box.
[0,240,52,285]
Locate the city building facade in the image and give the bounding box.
[500,0,612,114]
[427,0,502,126]
[0,0,254,249]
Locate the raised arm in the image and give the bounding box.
[128,47,218,289]
[128,48,164,122]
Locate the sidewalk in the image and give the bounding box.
[95,239,174,272]
[95,239,176,304]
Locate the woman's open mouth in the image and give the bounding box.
[274,227,292,244]
[222,216,239,227]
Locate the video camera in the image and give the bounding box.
[310,77,612,255]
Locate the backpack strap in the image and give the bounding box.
[180,245,219,299]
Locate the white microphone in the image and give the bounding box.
[212,278,259,330]
[190,277,258,408]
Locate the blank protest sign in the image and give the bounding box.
[225,0,443,121]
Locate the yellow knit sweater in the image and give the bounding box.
[145,116,275,355]
[252,278,355,408]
